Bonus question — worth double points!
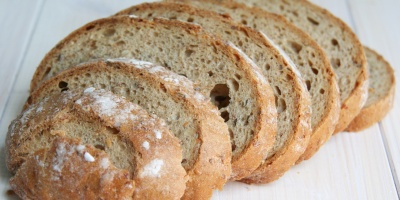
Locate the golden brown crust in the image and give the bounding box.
[240,68,312,184]
[169,0,340,165]
[28,15,277,190]
[346,47,395,132]
[293,0,369,134]
[26,60,232,200]
[116,1,278,181]
[10,137,135,200]
[7,89,187,200]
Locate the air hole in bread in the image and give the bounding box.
[288,41,303,53]
[187,17,194,23]
[100,84,106,89]
[229,128,236,151]
[208,71,214,77]
[116,40,125,46]
[277,98,287,113]
[228,79,239,91]
[238,40,243,47]
[275,86,282,95]
[147,13,153,17]
[181,159,187,165]
[331,39,339,46]
[58,81,68,89]
[320,89,325,94]
[159,83,167,93]
[305,80,311,91]
[103,29,116,37]
[235,73,241,80]
[265,64,271,71]
[106,126,119,134]
[312,67,319,75]
[169,16,177,20]
[292,11,299,17]
[241,19,248,25]
[61,87,69,92]
[185,49,195,57]
[331,58,341,68]
[221,111,230,122]
[210,84,230,109]
[95,144,105,151]
[26,96,32,105]
[224,30,232,35]
[85,73,91,78]
[307,17,320,26]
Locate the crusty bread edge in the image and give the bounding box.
[27,60,232,200]
[346,47,395,132]
[294,0,369,133]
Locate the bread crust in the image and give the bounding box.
[26,60,233,199]
[7,89,187,199]
[29,15,277,191]
[10,138,135,200]
[229,0,369,134]
[346,47,395,132]
[116,1,280,181]
[168,0,340,164]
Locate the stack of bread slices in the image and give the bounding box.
[5,0,395,199]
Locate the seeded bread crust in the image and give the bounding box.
[25,60,232,199]
[236,0,369,133]
[7,89,186,199]
[116,1,311,183]
[169,0,340,165]
[10,138,135,200]
[29,16,276,186]
[346,47,395,132]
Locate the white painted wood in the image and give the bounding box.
[0,0,398,199]
[0,0,42,121]
[346,0,400,193]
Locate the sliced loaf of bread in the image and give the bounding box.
[29,16,277,183]
[7,88,187,199]
[116,2,311,181]
[10,137,135,200]
[25,60,232,199]
[170,0,339,165]
[235,0,369,133]
[346,47,395,132]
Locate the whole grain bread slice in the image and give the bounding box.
[346,47,395,132]
[7,88,187,199]
[235,0,369,133]
[24,60,232,199]
[116,1,311,183]
[29,16,277,185]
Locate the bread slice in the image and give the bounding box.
[29,16,277,184]
[169,0,339,166]
[10,137,135,200]
[24,59,233,199]
[235,0,369,133]
[116,1,311,183]
[7,88,187,199]
[346,47,395,132]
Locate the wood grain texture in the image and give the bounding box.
[0,0,43,121]
[0,0,398,199]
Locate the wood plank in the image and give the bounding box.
[346,0,400,193]
[0,0,398,199]
[0,0,43,122]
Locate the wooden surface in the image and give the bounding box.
[0,0,398,199]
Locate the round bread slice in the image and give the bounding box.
[25,60,231,199]
[7,88,187,199]
[346,47,395,132]
[10,137,135,200]
[29,16,276,184]
[234,0,369,133]
[167,0,339,166]
[116,2,311,183]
